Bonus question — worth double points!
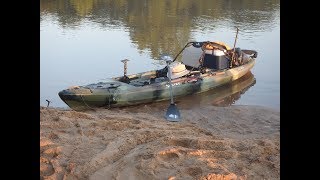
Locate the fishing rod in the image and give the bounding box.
[231,27,239,67]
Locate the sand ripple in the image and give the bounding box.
[40,105,279,180]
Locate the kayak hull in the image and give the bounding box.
[59,59,255,110]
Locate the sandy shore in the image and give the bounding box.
[40,105,279,180]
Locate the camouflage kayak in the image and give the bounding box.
[58,41,257,111]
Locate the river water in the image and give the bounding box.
[40,0,280,110]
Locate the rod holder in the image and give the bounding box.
[121,59,130,77]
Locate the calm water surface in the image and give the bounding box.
[40,0,280,110]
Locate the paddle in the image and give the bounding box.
[160,54,181,122]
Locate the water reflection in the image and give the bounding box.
[40,0,280,59]
[118,71,256,112]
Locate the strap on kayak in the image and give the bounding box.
[80,94,95,110]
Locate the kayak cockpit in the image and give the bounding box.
[113,41,257,87]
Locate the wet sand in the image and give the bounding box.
[40,105,279,180]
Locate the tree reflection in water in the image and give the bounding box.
[40,0,279,60]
